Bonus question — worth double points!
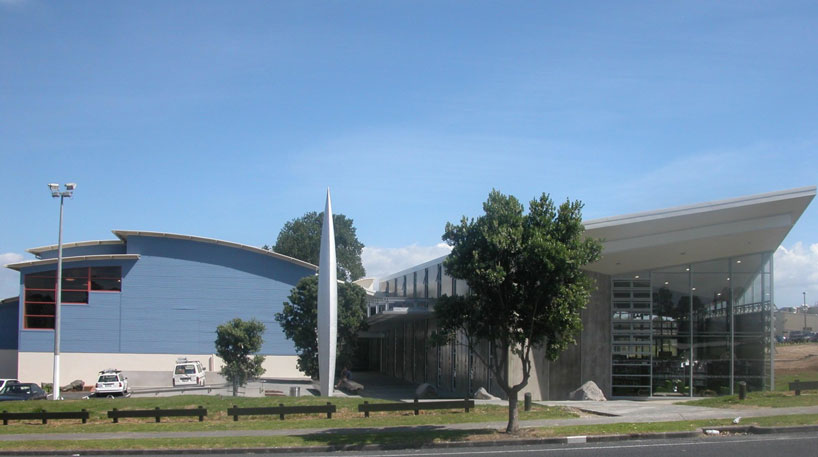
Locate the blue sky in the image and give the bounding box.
[1,1,817,307]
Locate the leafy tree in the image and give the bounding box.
[215,318,267,396]
[434,190,602,433]
[267,212,365,281]
[275,275,368,378]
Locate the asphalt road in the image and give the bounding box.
[27,433,816,457]
[334,434,818,457]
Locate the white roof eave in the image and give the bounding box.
[5,254,141,271]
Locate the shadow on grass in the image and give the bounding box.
[298,425,497,449]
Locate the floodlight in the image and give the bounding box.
[65,183,76,191]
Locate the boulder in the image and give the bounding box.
[473,387,499,400]
[61,379,85,392]
[568,381,607,401]
[415,383,438,398]
[338,379,364,392]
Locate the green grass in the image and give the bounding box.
[680,390,818,408]
[775,371,818,391]
[1,414,817,452]
[0,395,575,434]
[526,413,818,438]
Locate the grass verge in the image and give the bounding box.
[775,371,818,392]
[0,395,574,434]
[1,414,817,452]
[681,390,818,408]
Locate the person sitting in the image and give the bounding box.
[335,367,351,389]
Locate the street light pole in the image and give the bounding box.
[48,183,76,400]
[804,292,808,332]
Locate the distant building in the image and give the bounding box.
[775,309,817,336]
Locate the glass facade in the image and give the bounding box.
[611,252,773,397]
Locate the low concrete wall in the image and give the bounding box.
[17,352,304,386]
[0,350,18,379]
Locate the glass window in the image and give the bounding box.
[23,265,122,329]
[611,253,774,398]
[91,278,121,291]
[91,266,121,278]
[440,265,453,296]
[24,275,55,289]
[62,291,89,304]
[25,316,54,329]
[423,268,429,298]
[691,258,731,395]
[62,277,88,290]
[611,273,652,396]
[25,290,55,303]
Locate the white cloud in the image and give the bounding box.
[774,242,818,308]
[0,253,24,299]
[362,243,452,280]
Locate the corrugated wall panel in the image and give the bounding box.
[19,236,313,357]
[0,299,19,350]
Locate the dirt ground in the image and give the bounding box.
[775,343,818,372]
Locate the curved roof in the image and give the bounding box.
[5,254,141,271]
[27,240,124,256]
[112,230,318,271]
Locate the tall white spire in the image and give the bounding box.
[317,188,338,396]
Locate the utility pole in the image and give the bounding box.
[804,292,808,332]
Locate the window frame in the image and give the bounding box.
[23,266,122,330]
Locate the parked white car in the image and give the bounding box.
[172,358,206,386]
[94,369,129,397]
[0,379,19,393]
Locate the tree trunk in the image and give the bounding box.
[506,390,519,433]
[232,379,238,397]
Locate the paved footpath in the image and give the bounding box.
[1,401,817,442]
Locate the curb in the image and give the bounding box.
[0,424,815,455]
[705,424,818,435]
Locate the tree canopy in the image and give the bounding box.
[268,211,365,281]
[275,275,369,378]
[434,189,602,433]
[214,318,267,396]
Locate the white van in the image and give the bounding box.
[172,358,206,386]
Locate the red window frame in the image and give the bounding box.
[23,266,121,330]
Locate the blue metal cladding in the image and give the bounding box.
[120,236,313,355]
[18,235,314,356]
[0,299,19,350]
[34,242,126,259]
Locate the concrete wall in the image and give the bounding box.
[0,350,18,378]
[17,352,303,386]
[506,272,612,401]
[580,271,612,397]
